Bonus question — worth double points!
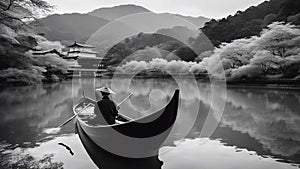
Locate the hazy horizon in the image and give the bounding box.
[47,0,266,19]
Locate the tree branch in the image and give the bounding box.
[5,0,14,10]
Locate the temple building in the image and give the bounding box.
[66,42,98,58]
[66,42,104,69]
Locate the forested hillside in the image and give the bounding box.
[202,0,300,46]
[103,33,198,66]
[118,22,300,81]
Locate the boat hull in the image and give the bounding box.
[76,122,163,169]
[74,90,179,157]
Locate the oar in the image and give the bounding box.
[117,92,133,108]
[58,103,93,128]
[61,93,133,127]
[44,92,134,134]
[43,103,93,134]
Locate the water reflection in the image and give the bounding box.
[160,138,298,169]
[0,78,299,168]
[0,152,63,169]
[0,83,81,148]
[217,87,300,164]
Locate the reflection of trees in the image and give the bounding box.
[0,152,63,169]
[222,88,300,157]
[0,83,81,147]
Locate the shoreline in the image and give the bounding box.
[1,74,300,89]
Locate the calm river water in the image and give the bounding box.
[0,78,299,169]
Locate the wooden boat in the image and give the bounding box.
[73,89,179,158]
[75,122,163,169]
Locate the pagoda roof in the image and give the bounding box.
[68,50,98,54]
[67,42,95,48]
[32,49,65,57]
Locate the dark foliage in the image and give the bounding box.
[202,0,300,46]
[103,33,198,66]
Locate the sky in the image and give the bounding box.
[46,0,267,19]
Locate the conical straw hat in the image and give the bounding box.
[96,86,116,94]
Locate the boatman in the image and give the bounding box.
[94,86,119,125]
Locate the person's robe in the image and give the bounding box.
[94,96,118,125]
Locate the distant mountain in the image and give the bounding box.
[86,12,209,57]
[33,4,210,46]
[89,5,209,27]
[89,4,151,20]
[157,26,199,44]
[86,20,139,57]
[156,26,214,57]
[202,0,300,46]
[173,14,210,28]
[32,13,109,43]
